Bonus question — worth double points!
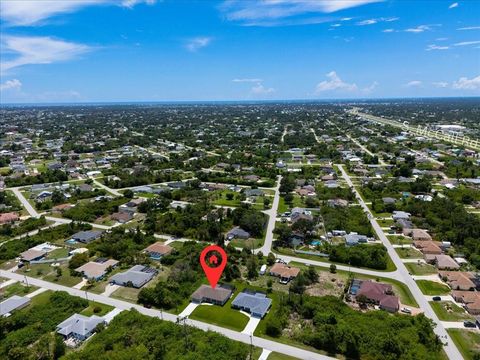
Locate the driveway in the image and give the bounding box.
[179,302,200,317]
[241,315,261,335]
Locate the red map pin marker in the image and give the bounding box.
[200,245,227,289]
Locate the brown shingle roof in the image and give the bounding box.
[269,263,300,279]
[191,284,233,303]
[144,242,173,256]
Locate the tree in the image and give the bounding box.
[266,252,276,266]
[226,193,234,201]
[123,189,134,199]
[329,264,336,274]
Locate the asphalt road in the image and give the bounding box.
[257,175,282,255]
[0,270,335,360]
[337,164,462,360]
[11,187,39,217]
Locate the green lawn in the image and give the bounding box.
[405,262,438,276]
[395,247,423,259]
[0,282,38,300]
[229,236,265,250]
[189,303,249,332]
[448,329,480,360]
[267,352,300,360]
[81,301,114,317]
[429,301,475,322]
[416,280,450,295]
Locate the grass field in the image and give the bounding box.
[405,262,438,275]
[81,301,114,317]
[448,329,480,360]
[429,301,475,322]
[395,247,423,259]
[267,352,300,360]
[189,303,249,332]
[416,280,450,295]
[0,282,38,300]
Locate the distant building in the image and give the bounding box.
[75,259,119,281]
[269,263,300,284]
[109,265,157,288]
[70,231,103,244]
[227,227,251,240]
[144,242,173,260]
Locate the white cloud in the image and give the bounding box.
[251,82,275,95]
[404,80,422,87]
[315,71,358,93]
[454,40,480,46]
[426,44,450,50]
[185,37,212,52]
[331,23,342,27]
[457,26,480,31]
[1,35,91,73]
[0,79,22,91]
[341,17,353,21]
[220,0,383,26]
[233,78,263,83]
[405,25,432,33]
[356,17,398,26]
[0,0,156,26]
[452,75,480,90]
[383,29,395,33]
[449,2,459,9]
[432,81,449,88]
[357,19,377,26]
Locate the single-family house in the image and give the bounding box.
[70,230,103,244]
[75,259,119,281]
[403,228,432,241]
[191,284,234,305]
[344,233,369,246]
[227,227,251,240]
[144,242,173,260]
[269,263,300,284]
[231,290,272,318]
[0,212,19,224]
[439,271,476,291]
[109,265,157,288]
[20,249,46,262]
[0,295,30,317]
[56,313,104,341]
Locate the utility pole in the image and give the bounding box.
[250,333,254,360]
[24,275,29,289]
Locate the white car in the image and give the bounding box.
[401,307,412,314]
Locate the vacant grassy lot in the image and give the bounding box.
[405,262,438,275]
[395,247,423,259]
[0,282,37,300]
[189,303,249,332]
[81,301,114,317]
[267,352,300,360]
[448,329,480,360]
[416,280,450,295]
[429,301,475,322]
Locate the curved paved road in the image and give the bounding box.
[337,164,462,360]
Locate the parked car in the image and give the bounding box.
[401,307,412,314]
[432,296,442,301]
[464,320,476,328]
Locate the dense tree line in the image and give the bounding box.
[5,170,68,187]
[0,216,47,238]
[63,197,128,222]
[327,244,389,270]
[402,197,480,268]
[321,206,373,237]
[0,291,88,360]
[63,309,249,360]
[265,295,442,360]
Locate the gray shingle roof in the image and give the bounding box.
[56,314,104,337]
[231,291,272,318]
[0,295,30,316]
[109,265,157,288]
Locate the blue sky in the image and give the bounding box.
[0,0,479,103]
